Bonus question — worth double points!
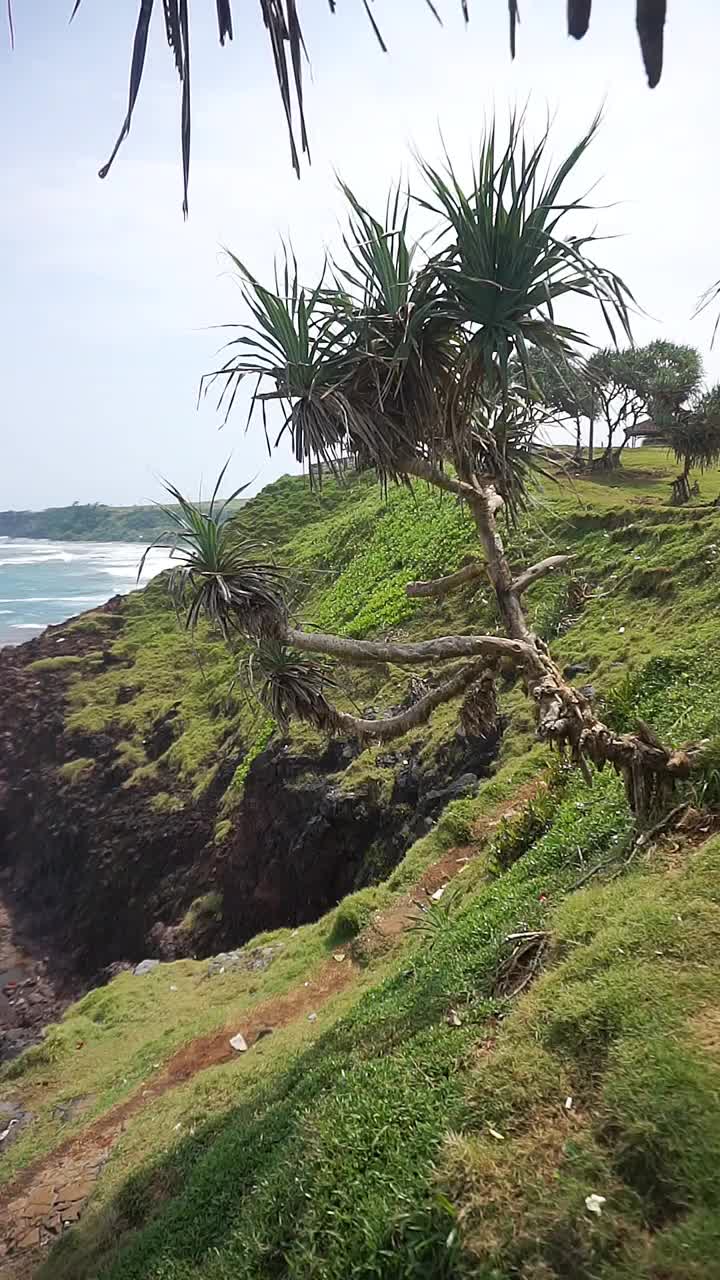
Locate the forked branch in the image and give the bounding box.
[396,454,479,499]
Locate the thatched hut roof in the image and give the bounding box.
[624,419,670,440]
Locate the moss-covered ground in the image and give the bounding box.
[3,448,720,1279]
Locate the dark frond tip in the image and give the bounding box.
[567,0,592,39]
[508,0,519,59]
[636,0,666,88]
[216,0,233,44]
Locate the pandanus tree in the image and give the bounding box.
[619,340,708,503]
[665,385,720,504]
[583,341,703,474]
[584,347,646,470]
[164,118,702,817]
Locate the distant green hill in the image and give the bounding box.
[0,498,249,543]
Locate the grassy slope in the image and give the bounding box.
[4,449,720,1279]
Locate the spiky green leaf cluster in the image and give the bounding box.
[243,642,339,732]
[140,463,286,640]
[208,116,634,511]
[670,383,720,473]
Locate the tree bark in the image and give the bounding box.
[325,661,490,742]
[573,415,582,463]
[286,626,538,672]
[512,555,574,597]
[406,561,484,598]
[463,481,536,644]
[396,453,478,500]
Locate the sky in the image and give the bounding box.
[2,0,719,509]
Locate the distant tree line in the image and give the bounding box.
[529,340,720,503]
[0,500,246,543]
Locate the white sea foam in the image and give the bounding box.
[0,538,176,647]
[0,553,74,566]
[0,596,107,604]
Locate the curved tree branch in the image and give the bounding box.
[512,554,574,596]
[406,561,484,598]
[326,660,489,742]
[286,626,539,672]
[396,453,478,499]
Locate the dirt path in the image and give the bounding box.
[0,775,544,1276]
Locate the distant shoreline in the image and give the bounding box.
[0,498,248,545]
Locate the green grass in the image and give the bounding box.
[58,757,96,784]
[28,654,87,673]
[38,768,719,1280]
[5,449,720,1279]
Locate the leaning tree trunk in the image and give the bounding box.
[592,439,623,472]
[460,475,698,816]
[281,456,703,820]
[671,457,692,505]
[573,416,583,465]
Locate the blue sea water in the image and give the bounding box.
[0,539,174,648]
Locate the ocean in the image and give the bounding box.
[0,539,175,649]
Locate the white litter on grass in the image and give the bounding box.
[488,1128,505,1141]
[585,1194,607,1216]
[229,1033,248,1053]
[0,1119,18,1142]
[565,1096,573,1111]
[308,1012,318,1023]
[430,885,447,901]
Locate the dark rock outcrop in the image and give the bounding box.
[0,600,502,1037]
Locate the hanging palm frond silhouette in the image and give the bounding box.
[9,2,669,213]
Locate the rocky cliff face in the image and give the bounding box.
[0,605,221,983]
[0,597,500,1019]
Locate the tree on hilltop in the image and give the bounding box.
[664,384,720,504]
[582,341,704,475]
[614,340,719,502]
